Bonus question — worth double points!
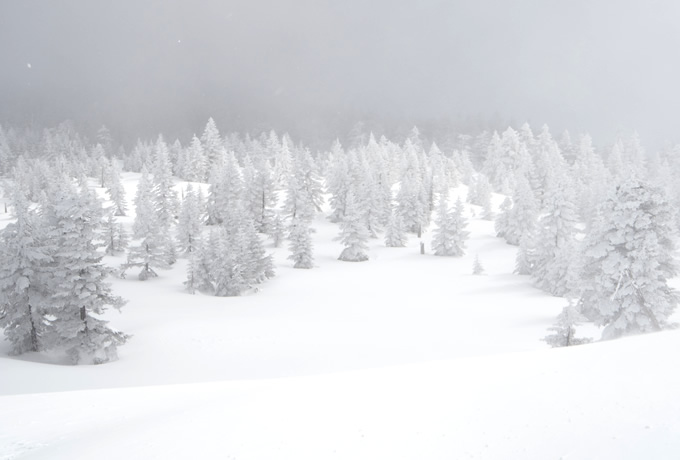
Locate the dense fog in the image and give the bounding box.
[2,0,680,146]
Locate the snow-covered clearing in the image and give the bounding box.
[0,174,678,459]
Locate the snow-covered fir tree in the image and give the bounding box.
[186,206,274,295]
[206,150,242,226]
[529,124,565,208]
[543,302,592,348]
[432,195,469,257]
[182,135,207,182]
[288,217,314,269]
[273,135,293,188]
[0,124,13,176]
[467,174,494,220]
[42,181,128,364]
[90,143,108,186]
[239,211,275,285]
[176,183,205,256]
[498,173,538,246]
[572,134,611,227]
[126,166,175,280]
[105,159,128,216]
[385,207,408,248]
[336,189,370,262]
[266,210,285,248]
[514,231,536,275]
[284,173,315,223]
[577,179,679,339]
[132,166,154,238]
[200,117,223,167]
[124,232,174,280]
[531,173,580,296]
[396,145,429,236]
[151,135,179,228]
[211,228,248,296]
[494,196,513,241]
[243,153,277,233]
[0,205,53,354]
[185,231,217,295]
[103,210,129,255]
[326,141,351,223]
[293,147,324,214]
[184,252,200,295]
[482,131,510,193]
[472,254,485,275]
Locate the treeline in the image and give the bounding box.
[1,118,679,363]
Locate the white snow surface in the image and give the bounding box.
[1,175,679,459]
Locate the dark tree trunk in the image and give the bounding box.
[28,304,39,352]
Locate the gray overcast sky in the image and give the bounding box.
[1,0,679,146]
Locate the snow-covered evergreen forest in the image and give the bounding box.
[2,119,678,361]
[1,118,679,457]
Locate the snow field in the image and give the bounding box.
[1,173,678,459]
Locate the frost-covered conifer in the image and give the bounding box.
[103,211,129,255]
[211,227,249,297]
[91,144,108,185]
[396,154,427,236]
[572,134,611,226]
[168,139,182,175]
[531,174,580,296]
[577,179,679,339]
[499,174,538,246]
[201,117,223,167]
[124,140,150,172]
[0,207,53,354]
[514,231,536,275]
[105,159,127,216]
[42,182,128,364]
[132,166,154,238]
[126,167,175,280]
[284,173,314,223]
[192,206,274,295]
[385,207,407,248]
[152,136,179,228]
[240,212,275,284]
[206,150,242,226]
[467,174,494,220]
[622,131,646,173]
[607,140,626,181]
[543,302,592,348]
[243,154,277,232]
[450,147,475,186]
[288,217,314,269]
[176,183,205,255]
[185,248,201,295]
[482,131,509,193]
[266,210,285,248]
[326,142,350,223]
[0,124,13,176]
[124,230,174,280]
[186,230,219,294]
[294,148,324,213]
[185,135,207,182]
[432,196,469,257]
[336,190,370,262]
[273,135,293,188]
[495,196,512,240]
[528,124,565,207]
[472,254,485,275]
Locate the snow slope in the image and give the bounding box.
[0,175,678,458]
[2,330,679,459]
